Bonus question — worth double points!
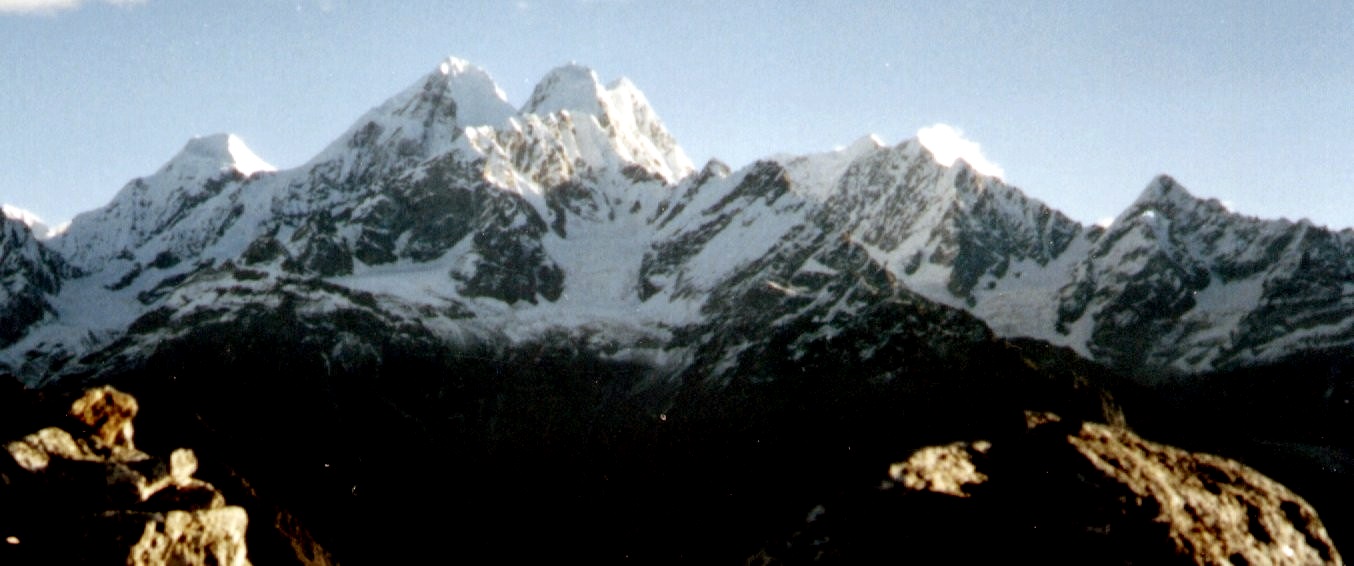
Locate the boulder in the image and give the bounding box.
[753,412,1343,565]
[0,386,250,565]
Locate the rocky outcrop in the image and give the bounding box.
[754,412,1343,565]
[0,386,250,565]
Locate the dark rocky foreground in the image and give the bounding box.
[0,386,249,565]
[754,412,1341,565]
[1,366,1345,564]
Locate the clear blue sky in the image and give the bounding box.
[3,0,1353,230]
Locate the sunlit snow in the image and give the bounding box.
[1,203,55,239]
[916,123,1005,179]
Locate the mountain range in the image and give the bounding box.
[5,58,1354,383]
[3,57,1352,563]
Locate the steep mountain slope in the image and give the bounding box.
[0,216,70,349]
[53,133,275,275]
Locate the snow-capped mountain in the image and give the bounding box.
[52,133,275,276]
[1057,175,1354,373]
[3,56,1353,383]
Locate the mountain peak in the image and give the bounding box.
[436,56,474,77]
[1098,174,1237,233]
[419,56,514,128]
[516,62,693,182]
[376,56,513,129]
[1128,174,1232,216]
[163,134,275,178]
[521,63,605,117]
[304,57,515,172]
[1133,174,1191,205]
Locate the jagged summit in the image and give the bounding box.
[519,63,669,126]
[301,57,698,184]
[513,62,694,182]
[419,56,516,128]
[303,57,516,174]
[1119,174,1232,224]
[381,57,516,129]
[1132,174,1191,206]
[163,134,275,179]
[394,56,516,128]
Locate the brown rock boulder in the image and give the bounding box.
[0,386,251,565]
[754,413,1343,565]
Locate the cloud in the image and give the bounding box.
[0,0,144,15]
[915,123,1005,179]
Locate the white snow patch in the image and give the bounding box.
[799,257,838,276]
[224,135,276,176]
[916,124,1005,179]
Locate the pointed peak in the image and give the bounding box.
[410,56,513,128]
[352,55,511,133]
[430,56,508,101]
[307,56,515,169]
[521,63,605,117]
[164,134,275,178]
[1109,174,1236,229]
[699,158,732,179]
[1134,174,1189,203]
[1129,174,1219,213]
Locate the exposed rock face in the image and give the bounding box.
[755,413,1343,565]
[0,215,69,348]
[0,386,250,566]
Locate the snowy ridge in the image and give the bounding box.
[1056,175,1354,372]
[774,134,886,201]
[305,56,515,177]
[4,56,1354,382]
[1,204,59,240]
[49,134,272,274]
[165,134,276,178]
